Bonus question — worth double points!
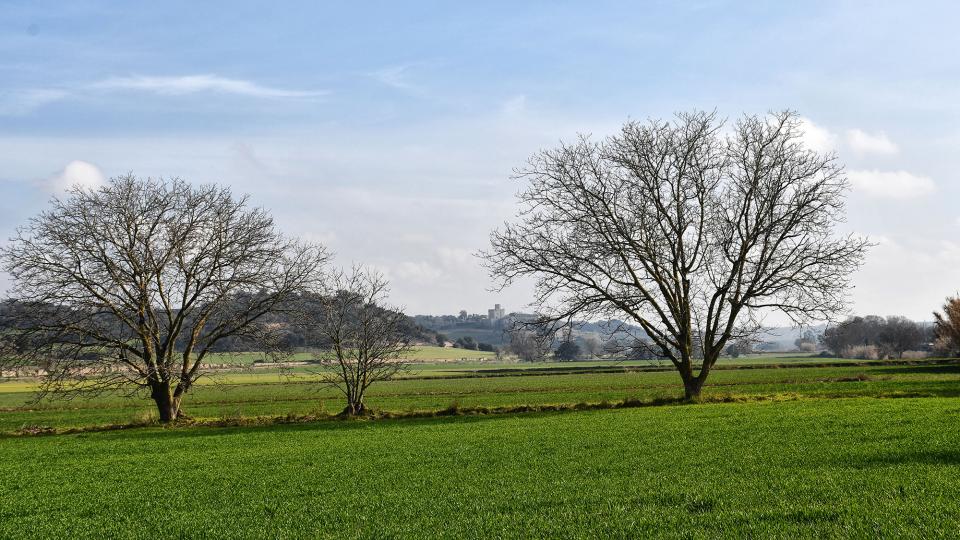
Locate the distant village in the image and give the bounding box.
[413,304,524,347]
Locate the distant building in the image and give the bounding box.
[487,303,506,322]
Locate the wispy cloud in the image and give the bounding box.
[500,95,527,116]
[0,75,326,116]
[369,64,417,91]
[0,88,69,116]
[88,74,326,98]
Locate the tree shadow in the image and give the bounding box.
[67,407,582,441]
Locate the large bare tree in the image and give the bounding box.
[1,174,329,421]
[299,267,411,415]
[485,111,868,399]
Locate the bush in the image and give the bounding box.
[454,337,478,350]
[842,345,878,360]
[555,340,581,361]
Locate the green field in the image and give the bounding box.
[2,356,959,538]
[2,398,959,538]
[1,359,958,432]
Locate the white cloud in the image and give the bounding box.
[437,247,478,271]
[45,160,106,193]
[846,129,898,155]
[853,235,960,320]
[393,261,444,284]
[0,88,69,116]
[847,169,934,199]
[89,75,325,98]
[798,117,837,153]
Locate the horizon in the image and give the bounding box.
[3,1,959,322]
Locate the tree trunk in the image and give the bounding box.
[682,375,704,401]
[341,387,367,416]
[150,381,178,423]
[342,400,365,416]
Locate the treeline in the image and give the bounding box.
[821,315,932,359]
[0,296,439,356]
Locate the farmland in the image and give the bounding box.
[203,345,497,365]
[2,396,959,538]
[2,355,959,538]
[1,357,958,433]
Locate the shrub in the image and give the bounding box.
[841,345,878,360]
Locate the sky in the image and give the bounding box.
[1,1,958,321]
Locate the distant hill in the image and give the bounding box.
[412,311,845,353]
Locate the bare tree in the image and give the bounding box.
[485,111,868,399]
[300,267,411,415]
[507,324,553,362]
[878,316,924,358]
[1,175,329,422]
[821,315,884,357]
[581,334,603,357]
[933,297,960,357]
[821,315,924,358]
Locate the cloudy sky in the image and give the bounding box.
[1,1,958,320]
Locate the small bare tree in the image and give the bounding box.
[301,268,411,415]
[507,324,553,362]
[933,296,960,357]
[485,111,868,399]
[581,334,603,357]
[1,174,329,422]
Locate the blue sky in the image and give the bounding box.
[1,1,959,320]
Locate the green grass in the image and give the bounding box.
[1,361,958,432]
[2,398,959,538]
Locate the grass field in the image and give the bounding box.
[1,358,958,432]
[2,397,959,538]
[2,355,958,538]
[203,346,497,365]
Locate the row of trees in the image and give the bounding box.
[0,176,411,420]
[820,315,929,358]
[818,303,960,360]
[5,110,956,421]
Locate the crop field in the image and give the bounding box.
[2,397,959,538]
[204,346,496,365]
[1,356,959,538]
[1,358,959,432]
